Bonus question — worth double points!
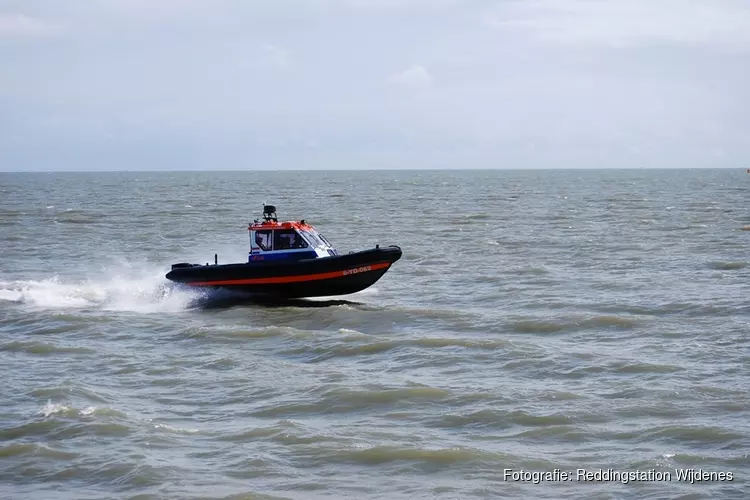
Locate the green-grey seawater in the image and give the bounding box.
[1,169,748,499]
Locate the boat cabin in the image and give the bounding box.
[247,205,339,262]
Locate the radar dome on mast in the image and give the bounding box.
[262,205,278,222]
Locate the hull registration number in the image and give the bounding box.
[342,265,372,276]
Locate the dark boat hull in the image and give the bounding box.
[165,245,402,299]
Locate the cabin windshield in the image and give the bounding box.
[299,229,327,248]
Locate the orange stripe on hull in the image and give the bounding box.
[186,262,392,287]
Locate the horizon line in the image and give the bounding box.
[0,166,743,174]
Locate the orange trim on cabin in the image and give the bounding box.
[185,262,391,286]
[248,221,315,231]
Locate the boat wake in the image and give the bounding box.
[0,265,200,314]
[0,263,374,314]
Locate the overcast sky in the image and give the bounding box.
[1,0,748,171]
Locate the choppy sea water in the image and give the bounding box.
[0,168,748,500]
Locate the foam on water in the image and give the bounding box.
[306,286,379,302]
[153,423,200,434]
[0,262,201,313]
[40,400,98,418]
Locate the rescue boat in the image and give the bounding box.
[165,205,402,299]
